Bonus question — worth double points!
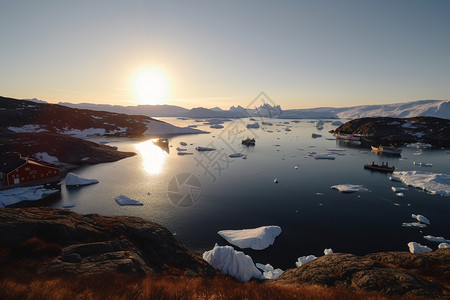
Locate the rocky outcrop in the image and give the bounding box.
[273,251,450,299]
[335,116,450,147]
[0,207,216,277]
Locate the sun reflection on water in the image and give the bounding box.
[135,139,168,174]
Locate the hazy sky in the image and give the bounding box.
[1,0,449,109]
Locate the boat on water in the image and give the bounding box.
[371,145,402,155]
[152,138,169,153]
[242,137,255,146]
[364,162,395,172]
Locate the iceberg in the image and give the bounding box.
[407,242,432,254]
[229,153,245,158]
[389,176,402,182]
[176,147,187,151]
[114,195,143,206]
[391,187,408,192]
[402,222,427,228]
[412,214,430,225]
[144,120,205,135]
[180,142,187,146]
[256,263,284,279]
[246,122,260,129]
[295,255,317,267]
[218,226,282,250]
[0,185,59,208]
[313,154,335,160]
[195,146,216,151]
[423,235,450,243]
[331,184,369,193]
[177,152,193,156]
[324,248,333,255]
[65,173,99,186]
[413,162,432,167]
[439,243,450,249]
[202,244,262,282]
[393,171,450,196]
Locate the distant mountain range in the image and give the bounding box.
[25,98,450,120]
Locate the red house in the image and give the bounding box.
[0,154,60,187]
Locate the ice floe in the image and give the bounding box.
[256,263,284,280]
[391,187,408,192]
[324,248,333,255]
[180,142,187,146]
[177,152,193,155]
[313,154,335,160]
[65,173,99,186]
[34,152,59,164]
[407,242,432,253]
[396,193,404,197]
[413,162,432,167]
[195,146,216,151]
[247,122,260,129]
[402,222,427,228]
[389,176,402,182]
[176,147,187,151]
[424,235,450,243]
[114,195,143,206]
[274,178,278,183]
[218,226,282,250]
[0,185,59,207]
[202,244,262,282]
[331,184,369,193]
[439,243,450,249]
[412,214,430,225]
[393,171,450,196]
[229,153,245,158]
[295,255,317,267]
[210,124,224,129]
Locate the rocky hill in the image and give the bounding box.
[0,207,449,299]
[334,116,450,147]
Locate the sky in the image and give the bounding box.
[0,0,449,109]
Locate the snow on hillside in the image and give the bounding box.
[144,120,207,135]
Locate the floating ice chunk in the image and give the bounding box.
[81,157,90,161]
[389,176,402,182]
[176,147,187,151]
[438,243,450,249]
[114,195,143,206]
[229,153,245,158]
[284,128,291,132]
[98,141,109,144]
[274,178,278,183]
[331,184,369,193]
[202,244,261,282]
[180,142,187,146]
[65,173,99,186]
[396,193,404,197]
[324,248,333,255]
[210,124,224,129]
[424,235,450,243]
[392,187,408,192]
[413,151,423,156]
[34,152,59,164]
[62,203,75,208]
[313,154,335,160]
[0,185,59,208]
[408,242,432,253]
[247,122,260,129]
[412,214,430,224]
[256,263,284,279]
[196,146,216,151]
[296,255,316,267]
[393,171,450,196]
[402,222,427,228]
[218,226,282,250]
[177,152,193,155]
[413,162,433,167]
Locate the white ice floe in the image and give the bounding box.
[218,226,282,250]
[331,184,369,193]
[180,142,187,146]
[396,193,404,197]
[413,162,433,167]
[274,178,278,183]
[229,153,245,158]
[393,171,450,196]
[8,124,48,133]
[34,152,59,164]
[438,243,450,249]
[202,244,262,282]
[424,235,450,243]
[389,176,402,182]
[391,187,408,192]
[402,222,427,228]
[114,195,143,206]
[256,263,284,280]
[195,146,216,151]
[0,185,59,208]
[246,122,260,129]
[62,203,75,208]
[412,214,430,225]
[144,120,205,135]
[313,154,335,160]
[65,173,99,186]
[408,242,432,253]
[324,248,333,255]
[176,147,187,151]
[295,255,317,267]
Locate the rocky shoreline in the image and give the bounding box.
[0,207,448,298]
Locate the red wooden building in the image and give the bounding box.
[0,154,60,187]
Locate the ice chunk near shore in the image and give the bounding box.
[296,255,317,267]
[65,173,99,186]
[218,226,282,250]
[393,171,450,196]
[34,152,59,165]
[389,176,402,182]
[392,187,408,192]
[412,214,430,225]
[114,195,143,206]
[203,244,262,282]
[439,243,450,249]
[0,185,59,208]
[256,263,284,279]
[331,184,369,193]
[402,222,427,228]
[324,248,333,255]
[424,235,450,243]
[408,242,432,253]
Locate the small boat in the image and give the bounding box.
[364,162,395,172]
[371,145,402,155]
[242,137,255,146]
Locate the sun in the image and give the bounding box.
[132,68,170,105]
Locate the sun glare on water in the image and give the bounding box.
[132,68,170,105]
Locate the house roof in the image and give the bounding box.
[0,158,26,174]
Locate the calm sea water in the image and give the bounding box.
[43,118,450,269]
